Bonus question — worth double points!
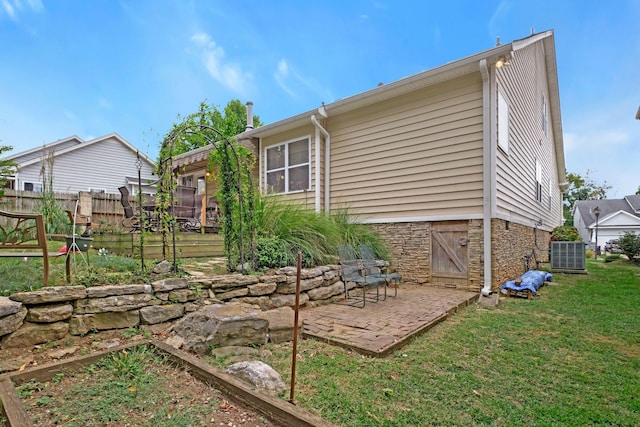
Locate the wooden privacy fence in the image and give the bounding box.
[2,189,129,231]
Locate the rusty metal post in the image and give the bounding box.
[289,251,302,404]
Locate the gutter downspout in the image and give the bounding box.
[311,112,330,214]
[479,59,493,297]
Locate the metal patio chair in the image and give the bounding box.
[338,244,387,308]
[358,244,400,298]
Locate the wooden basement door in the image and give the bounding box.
[430,221,469,286]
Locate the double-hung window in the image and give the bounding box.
[265,137,310,194]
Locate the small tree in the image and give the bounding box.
[563,171,611,223]
[618,232,640,262]
[0,144,17,197]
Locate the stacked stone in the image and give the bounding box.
[0,265,344,350]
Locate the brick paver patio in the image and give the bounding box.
[301,285,478,356]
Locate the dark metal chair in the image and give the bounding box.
[173,185,200,232]
[118,186,141,232]
[358,244,400,298]
[338,244,387,308]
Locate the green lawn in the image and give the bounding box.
[209,259,640,426]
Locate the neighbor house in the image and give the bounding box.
[573,195,640,250]
[3,133,157,196]
[179,30,567,295]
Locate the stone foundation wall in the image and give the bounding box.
[372,219,549,293]
[369,222,431,285]
[371,220,485,292]
[0,265,343,349]
[491,219,551,290]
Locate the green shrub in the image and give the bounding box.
[551,225,581,241]
[254,237,293,269]
[618,232,640,261]
[253,198,391,269]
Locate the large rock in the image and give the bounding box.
[171,303,268,354]
[209,274,259,290]
[140,304,185,325]
[277,266,327,279]
[216,287,249,301]
[168,289,197,303]
[0,296,22,317]
[87,284,152,298]
[307,281,345,301]
[151,277,189,292]
[257,307,301,343]
[0,306,27,337]
[69,310,140,335]
[25,303,73,323]
[226,361,286,395]
[247,282,277,296]
[10,286,87,304]
[74,293,154,314]
[276,276,324,294]
[232,296,271,311]
[269,292,309,309]
[1,321,68,348]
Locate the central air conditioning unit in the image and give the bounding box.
[550,241,586,272]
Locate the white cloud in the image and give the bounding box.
[488,1,512,38]
[1,0,16,20]
[274,59,295,98]
[190,31,249,94]
[273,58,333,102]
[1,0,43,21]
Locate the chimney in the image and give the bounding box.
[245,101,254,131]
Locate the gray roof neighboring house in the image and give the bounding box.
[574,198,637,227]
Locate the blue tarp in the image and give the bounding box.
[500,270,552,295]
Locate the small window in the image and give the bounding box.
[535,161,543,203]
[196,177,206,194]
[24,182,42,192]
[497,90,509,153]
[181,175,193,187]
[89,188,106,193]
[265,137,310,194]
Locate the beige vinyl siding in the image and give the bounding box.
[329,74,484,221]
[495,42,563,227]
[261,124,319,206]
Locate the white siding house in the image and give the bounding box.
[4,133,157,195]
[574,196,640,250]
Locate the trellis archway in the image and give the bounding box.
[154,123,255,274]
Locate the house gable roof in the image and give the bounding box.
[574,197,640,227]
[238,30,565,186]
[625,194,640,213]
[5,133,155,169]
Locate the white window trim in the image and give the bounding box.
[264,136,311,195]
[497,89,509,153]
[535,160,543,203]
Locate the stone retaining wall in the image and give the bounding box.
[0,265,343,349]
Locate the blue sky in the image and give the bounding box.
[1,1,638,197]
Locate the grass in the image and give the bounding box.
[208,258,640,426]
[0,240,205,296]
[15,345,228,426]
